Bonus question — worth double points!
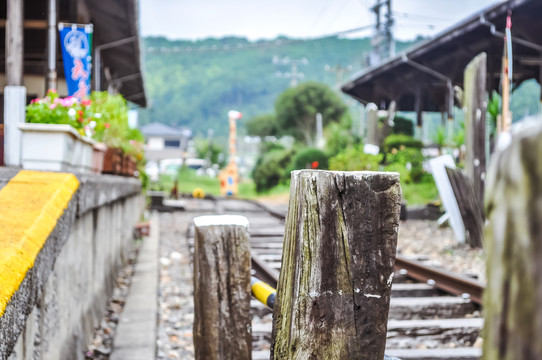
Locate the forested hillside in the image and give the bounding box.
[137,36,419,136]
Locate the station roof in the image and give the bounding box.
[341,0,542,112]
[87,0,147,107]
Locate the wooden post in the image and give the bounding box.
[445,167,484,248]
[271,170,401,359]
[193,215,252,360]
[463,53,487,210]
[483,123,542,359]
[366,103,379,146]
[6,0,24,86]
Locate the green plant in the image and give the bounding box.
[89,91,130,148]
[194,138,226,167]
[329,146,383,171]
[453,121,465,147]
[26,89,94,135]
[325,114,356,157]
[275,82,347,144]
[392,116,414,136]
[382,134,423,153]
[385,148,425,183]
[487,91,500,136]
[293,147,329,170]
[433,126,447,154]
[252,148,295,193]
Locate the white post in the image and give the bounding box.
[4,86,26,167]
[315,112,324,149]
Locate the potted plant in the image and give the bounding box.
[22,89,97,172]
[89,92,145,177]
[88,92,129,175]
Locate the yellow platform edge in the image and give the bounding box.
[0,170,80,316]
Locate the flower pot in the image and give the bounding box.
[92,143,107,173]
[122,154,136,177]
[19,123,78,172]
[102,147,123,175]
[72,134,96,173]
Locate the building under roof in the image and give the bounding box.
[342,0,542,124]
[1,0,146,107]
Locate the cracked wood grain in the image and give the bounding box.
[271,170,401,359]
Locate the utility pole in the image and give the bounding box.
[325,64,353,90]
[368,0,394,66]
[273,56,309,87]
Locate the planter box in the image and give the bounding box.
[19,123,70,172]
[102,147,123,175]
[92,143,107,173]
[72,135,96,173]
[19,123,96,173]
[122,155,136,177]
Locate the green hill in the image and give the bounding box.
[137,35,420,137]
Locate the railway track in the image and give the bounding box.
[187,198,485,360]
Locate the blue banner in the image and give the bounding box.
[58,23,93,99]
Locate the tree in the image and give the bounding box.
[244,113,279,137]
[274,82,347,145]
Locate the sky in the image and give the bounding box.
[139,0,500,42]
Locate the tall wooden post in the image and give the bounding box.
[5,0,25,167]
[271,170,401,359]
[483,123,542,359]
[6,0,24,86]
[463,53,487,209]
[193,215,252,360]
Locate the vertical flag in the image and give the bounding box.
[58,23,93,99]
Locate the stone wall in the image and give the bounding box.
[0,170,143,360]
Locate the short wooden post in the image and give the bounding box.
[483,123,542,359]
[271,170,401,359]
[193,215,252,360]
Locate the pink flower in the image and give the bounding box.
[49,104,58,110]
[60,96,77,107]
[81,99,92,106]
[104,123,110,129]
[30,98,40,104]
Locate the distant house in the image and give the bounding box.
[140,122,191,162]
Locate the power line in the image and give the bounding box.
[145,25,375,54]
[392,11,457,23]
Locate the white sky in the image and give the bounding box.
[139,0,501,41]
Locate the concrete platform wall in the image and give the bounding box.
[0,171,143,360]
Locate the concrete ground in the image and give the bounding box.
[109,214,159,360]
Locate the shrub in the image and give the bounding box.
[392,116,414,136]
[329,146,383,171]
[252,148,294,193]
[382,134,423,153]
[293,148,329,170]
[385,148,425,183]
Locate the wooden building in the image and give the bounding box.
[2,0,147,165]
[342,0,542,126]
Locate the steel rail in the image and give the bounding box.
[251,254,280,289]
[395,255,485,305]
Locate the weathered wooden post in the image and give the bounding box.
[193,215,252,360]
[483,123,542,359]
[271,170,401,359]
[463,52,487,209]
